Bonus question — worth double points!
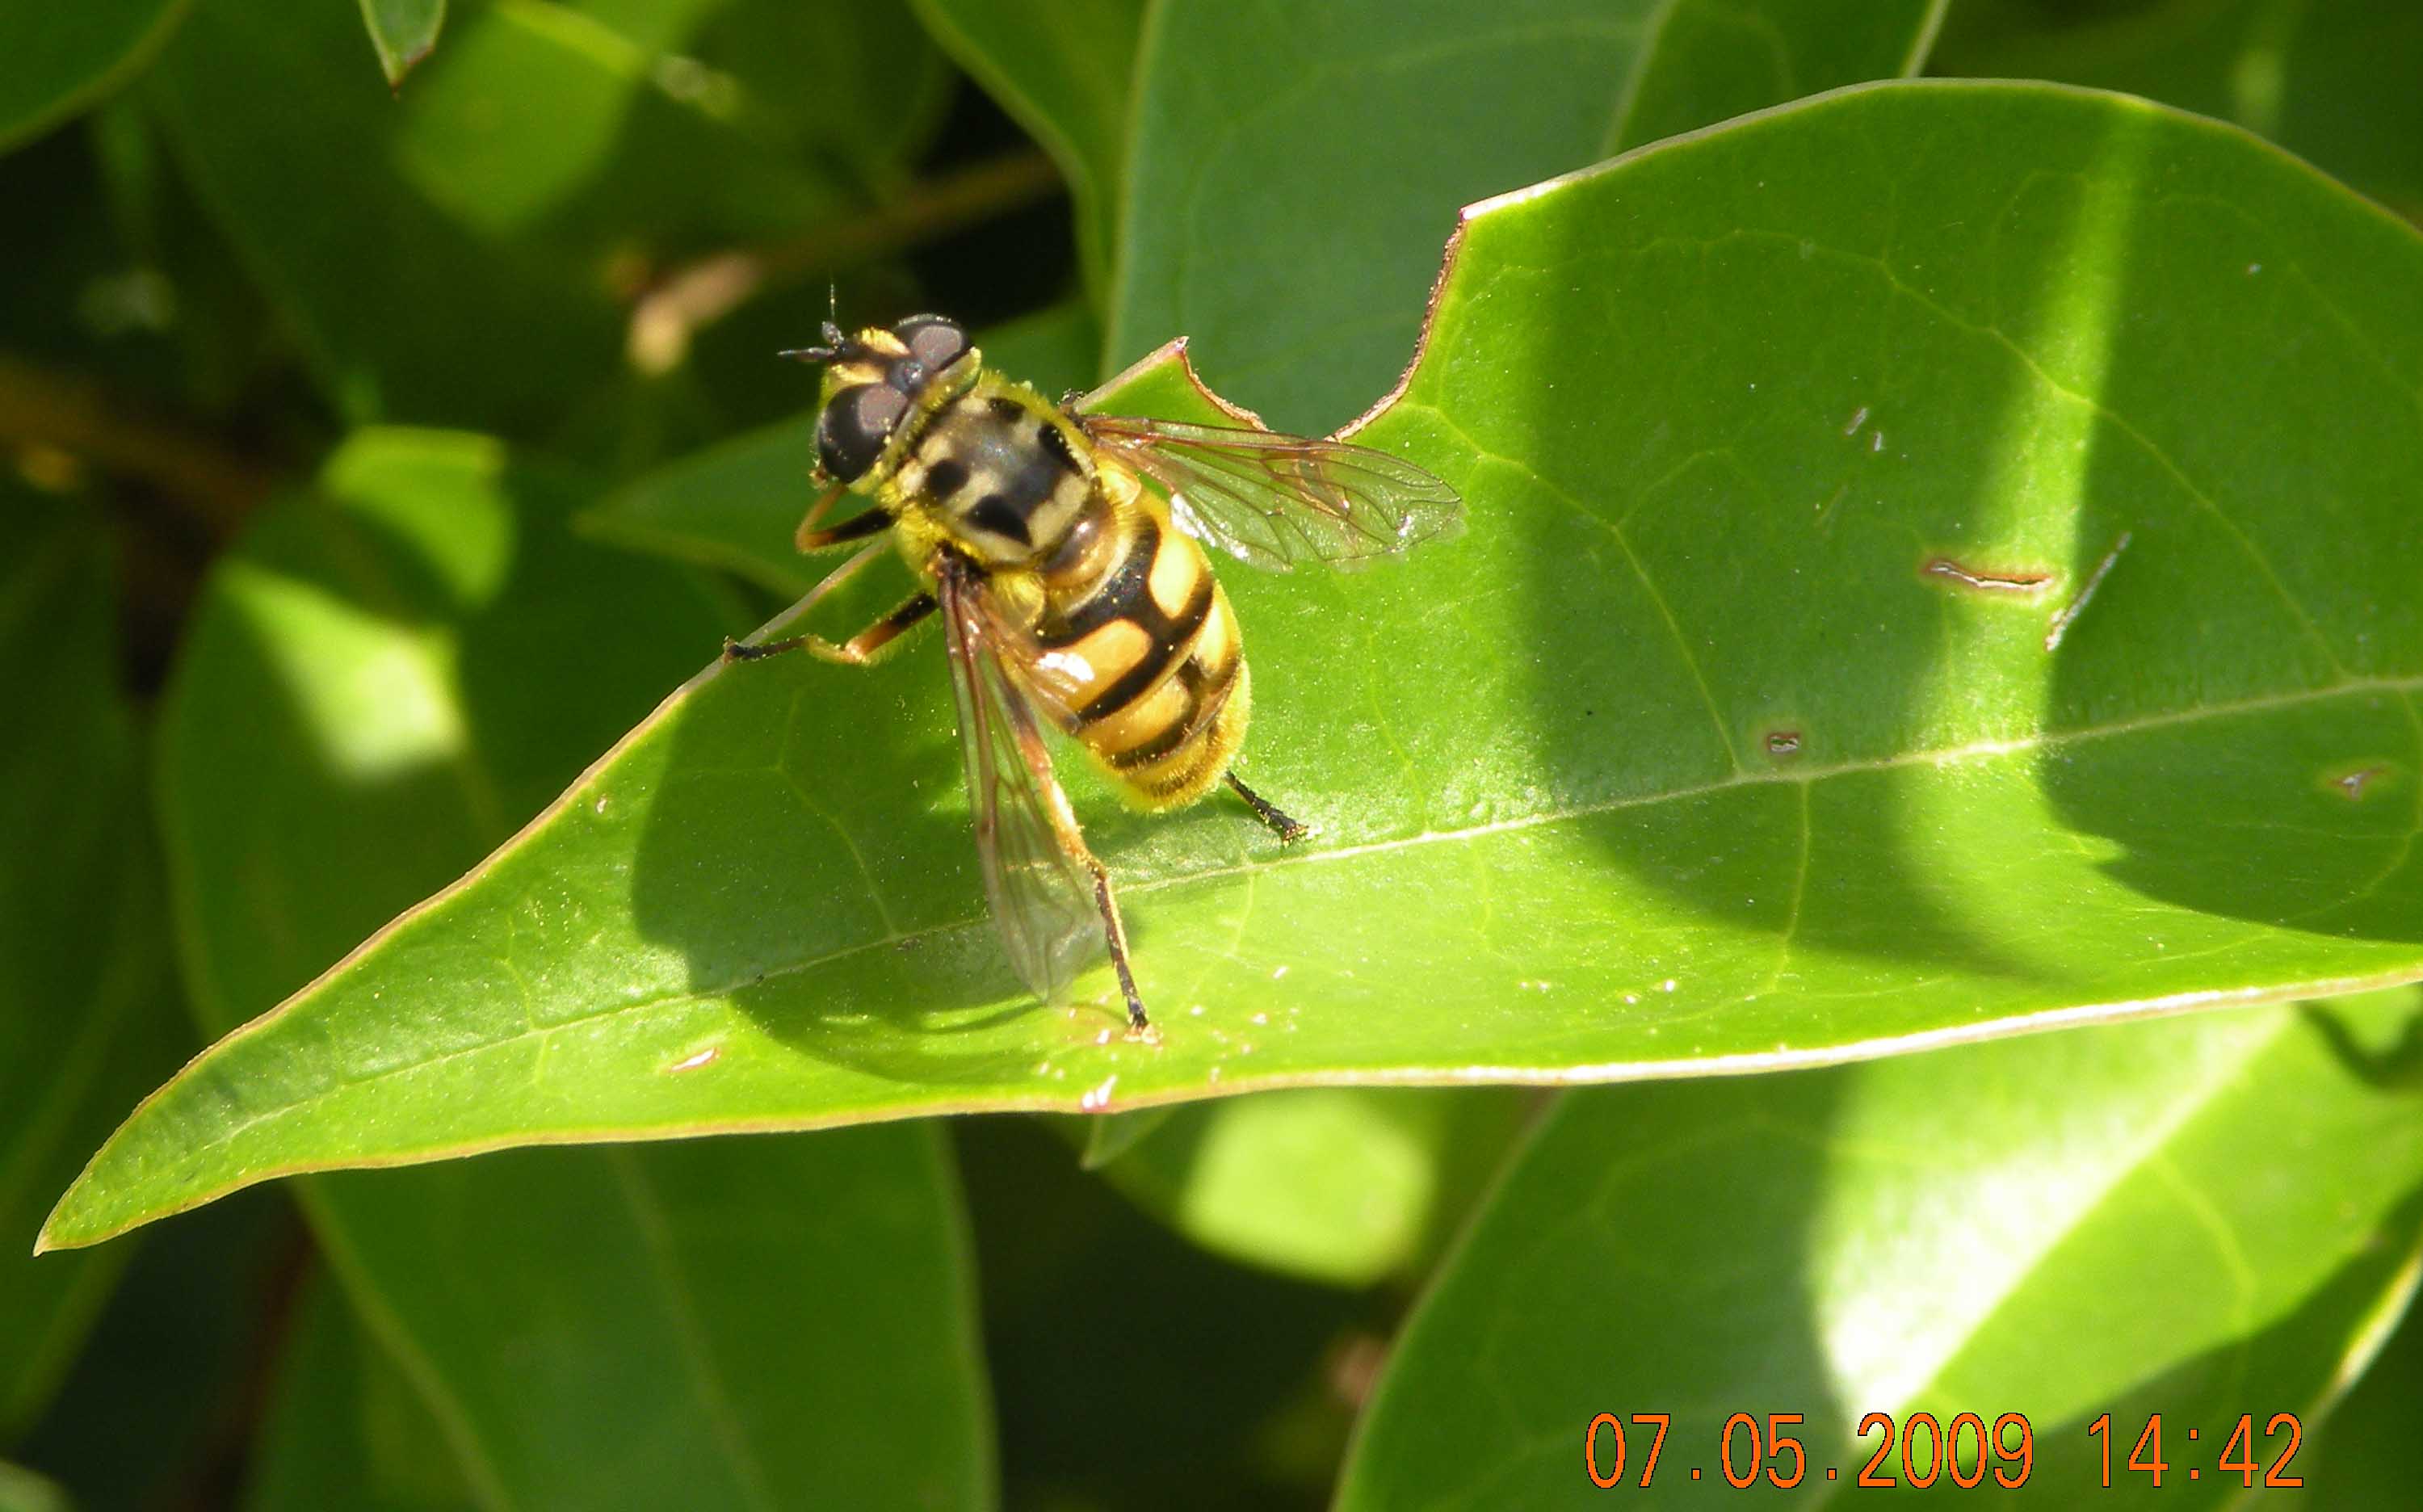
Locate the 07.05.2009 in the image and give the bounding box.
[1583,1410,2035,1490]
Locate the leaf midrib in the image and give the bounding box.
[148,668,2423,1166]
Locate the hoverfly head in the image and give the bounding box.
[794,313,979,485]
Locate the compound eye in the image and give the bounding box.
[894,315,969,375]
[817,382,910,481]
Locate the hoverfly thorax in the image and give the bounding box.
[802,315,980,488]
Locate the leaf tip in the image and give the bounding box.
[381,44,436,90]
[30,1206,73,1257]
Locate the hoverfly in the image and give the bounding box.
[724,313,1460,1031]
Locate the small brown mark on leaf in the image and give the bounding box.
[2329,763,2392,801]
[1764,729,1803,758]
[1922,556,2053,595]
[665,1045,720,1074]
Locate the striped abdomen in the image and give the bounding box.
[893,376,1249,808]
[1030,493,1249,809]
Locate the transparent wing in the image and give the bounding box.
[936,556,1102,1002]
[1077,415,1462,573]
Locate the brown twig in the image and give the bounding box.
[0,353,281,540]
[626,149,1064,372]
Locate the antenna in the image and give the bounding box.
[778,304,853,365]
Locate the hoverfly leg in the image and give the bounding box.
[1225,772,1310,844]
[796,506,892,552]
[1091,870,1149,1033]
[728,592,938,666]
[723,635,801,662]
[826,593,938,664]
[721,538,893,663]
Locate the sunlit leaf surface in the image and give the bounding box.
[1336,991,2423,1508]
[0,1460,68,1512]
[1085,1087,1531,1287]
[45,83,2423,1245]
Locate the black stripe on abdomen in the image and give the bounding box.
[1037,511,1159,647]
[1074,576,1214,723]
[1107,647,1241,771]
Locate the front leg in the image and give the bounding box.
[724,591,938,666]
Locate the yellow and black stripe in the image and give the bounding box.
[890,376,1253,811]
[1031,499,1249,808]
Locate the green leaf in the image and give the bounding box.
[57,429,992,1507]
[298,1132,992,1510]
[1935,0,2423,225]
[394,0,755,240]
[1335,992,2423,1507]
[959,1115,1372,1508]
[695,0,954,190]
[0,1,189,154]
[1613,0,1949,153]
[1109,0,1946,433]
[357,0,446,88]
[242,1278,479,1512]
[1084,1088,1531,1287]
[2297,1264,2423,1506]
[46,84,2423,1242]
[909,0,1145,302]
[0,493,187,1437]
[583,301,1102,594]
[12,1189,286,1510]
[0,1461,69,1512]
[143,0,618,430]
[1077,1105,1172,1170]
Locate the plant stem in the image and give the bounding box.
[626,149,1064,372]
[0,353,280,538]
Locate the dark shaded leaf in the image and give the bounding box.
[1110,0,1946,433]
[2294,1263,2423,1506]
[0,493,186,1437]
[143,0,616,430]
[241,1276,477,1512]
[0,1,189,154]
[910,0,1145,301]
[1935,0,2423,224]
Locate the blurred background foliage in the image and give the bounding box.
[4,0,2422,1507]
